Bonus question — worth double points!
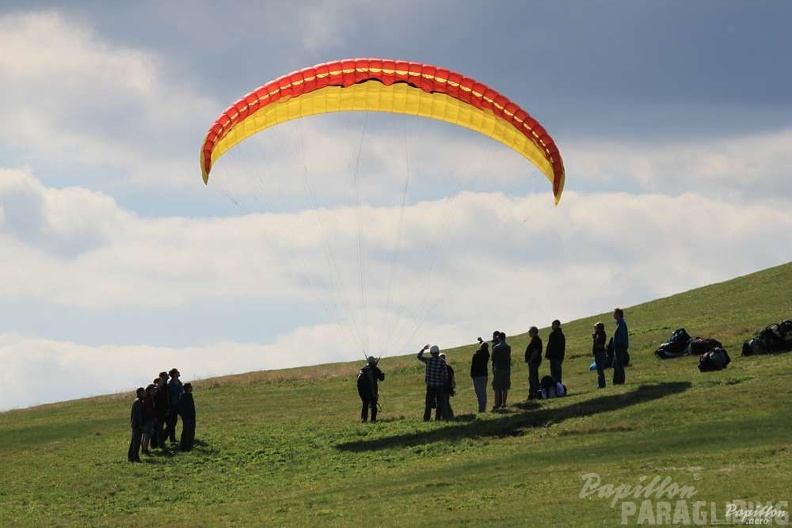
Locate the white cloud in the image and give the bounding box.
[566,128,792,205]
[4,167,790,312]
[0,167,127,256]
[0,11,214,188]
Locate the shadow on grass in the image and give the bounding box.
[142,439,215,462]
[335,382,691,452]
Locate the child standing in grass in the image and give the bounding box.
[592,322,608,389]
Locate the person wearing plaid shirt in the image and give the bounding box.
[417,344,448,421]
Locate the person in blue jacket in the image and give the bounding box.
[612,308,629,385]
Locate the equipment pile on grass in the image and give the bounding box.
[655,328,722,360]
[742,319,792,356]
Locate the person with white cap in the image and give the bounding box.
[417,344,448,421]
[356,356,385,422]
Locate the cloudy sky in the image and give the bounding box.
[1,1,790,411]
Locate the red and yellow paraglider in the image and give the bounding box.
[199,58,565,203]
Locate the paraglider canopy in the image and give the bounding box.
[200,58,565,203]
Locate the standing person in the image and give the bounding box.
[491,332,512,409]
[167,368,184,443]
[140,385,157,456]
[439,353,456,420]
[470,338,490,413]
[357,356,385,423]
[592,322,608,389]
[149,379,161,449]
[612,308,629,385]
[128,387,145,463]
[153,374,170,448]
[417,344,448,421]
[545,319,566,384]
[525,327,543,400]
[179,383,196,452]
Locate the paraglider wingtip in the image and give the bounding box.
[552,172,565,205]
[200,151,211,184]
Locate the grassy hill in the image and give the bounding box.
[1,262,791,527]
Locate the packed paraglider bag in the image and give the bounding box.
[685,337,723,356]
[742,319,792,356]
[654,328,692,359]
[697,348,731,372]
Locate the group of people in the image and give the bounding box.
[470,308,628,413]
[128,367,196,463]
[471,308,629,413]
[354,307,628,421]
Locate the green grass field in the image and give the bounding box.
[1,262,791,527]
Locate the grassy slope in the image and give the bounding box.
[1,262,791,527]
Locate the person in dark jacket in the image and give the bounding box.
[470,339,490,412]
[545,319,566,384]
[525,327,543,400]
[439,353,456,420]
[153,374,170,448]
[357,356,385,422]
[128,387,145,463]
[592,322,608,389]
[179,383,196,452]
[166,368,184,443]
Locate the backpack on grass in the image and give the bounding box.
[697,348,731,372]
